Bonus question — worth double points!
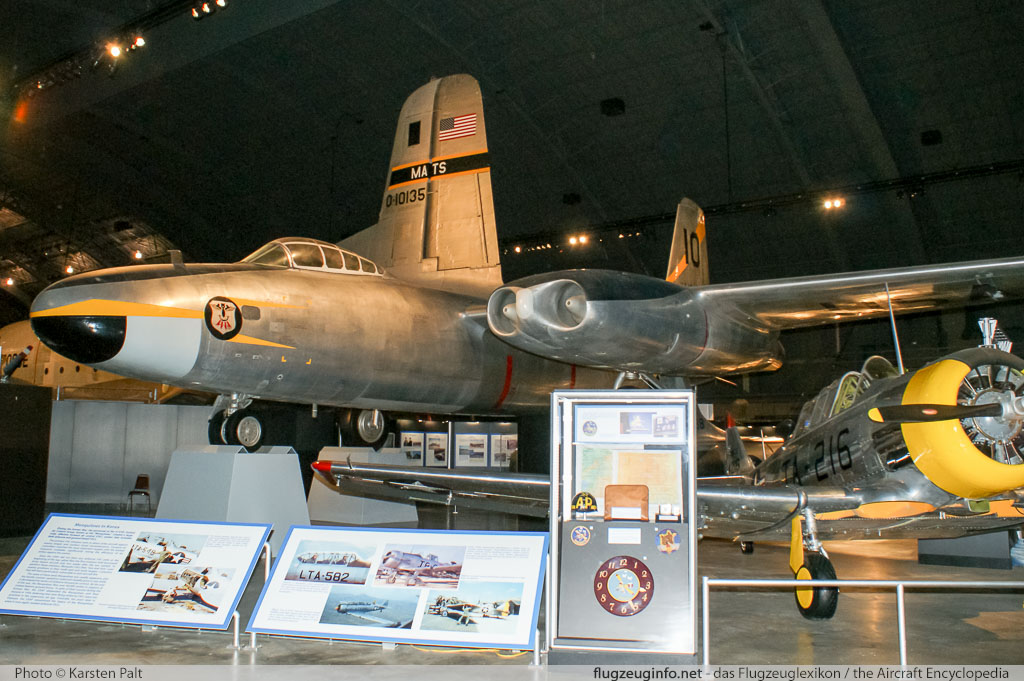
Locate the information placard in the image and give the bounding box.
[0,514,271,629]
[248,526,547,649]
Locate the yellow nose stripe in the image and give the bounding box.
[30,299,202,319]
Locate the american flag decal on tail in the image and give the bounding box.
[438,114,476,141]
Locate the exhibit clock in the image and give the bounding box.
[593,555,653,616]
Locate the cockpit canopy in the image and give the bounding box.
[791,355,899,439]
[241,237,383,276]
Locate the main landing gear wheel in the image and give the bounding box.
[740,541,754,554]
[794,553,838,620]
[224,409,265,452]
[339,409,392,450]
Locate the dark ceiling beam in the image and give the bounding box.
[792,0,928,264]
[499,158,1024,250]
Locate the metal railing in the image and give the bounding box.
[701,576,1024,666]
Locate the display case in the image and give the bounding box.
[547,390,697,664]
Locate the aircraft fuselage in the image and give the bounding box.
[30,263,608,415]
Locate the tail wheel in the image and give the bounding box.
[207,410,227,445]
[740,541,754,554]
[794,553,838,620]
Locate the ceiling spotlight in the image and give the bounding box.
[134,250,143,259]
[202,2,214,13]
[569,236,578,245]
[578,235,588,244]
[513,246,521,253]
[65,265,74,274]
[191,7,201,18]
[132,36,146,49]
[216,0,228,6]
[108,44,122,58]
[4,278,13,286]
[823,197,844,209]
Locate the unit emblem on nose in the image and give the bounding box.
[205,296,242,340]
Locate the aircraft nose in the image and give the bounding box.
[30,314,126,364]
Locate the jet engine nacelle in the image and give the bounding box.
[486,270,712,374]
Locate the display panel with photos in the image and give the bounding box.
[567,403,688,521]
[400,431,425,462]
[0,514,271,629]
[248,526,548,649]
[425,433,448,467]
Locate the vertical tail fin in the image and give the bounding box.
[340,74,501,297]
[665,198,709,287]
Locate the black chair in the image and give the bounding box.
[127,474,151,515]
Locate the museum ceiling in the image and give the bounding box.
[1,0,1022,328]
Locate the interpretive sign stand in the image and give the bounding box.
[248,526,547,650]
[0,514,271,630]
[547,390,698,664]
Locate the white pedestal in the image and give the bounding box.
[156,445,311,555]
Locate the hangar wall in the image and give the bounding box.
[46,401,210,507]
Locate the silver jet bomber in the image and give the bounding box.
[27,73,1024,451]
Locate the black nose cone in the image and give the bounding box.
[30,316,126,364]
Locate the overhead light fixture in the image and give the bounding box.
[131,36,146,49]
[4,278,13,286]
[578,235,588,244]
[108,44,122,58]
[513,246,521,253]
[65,265,75,274]
[823,198,844,209]
[569,236,578,245]
[216,0,228,6]
[134,250,143,260]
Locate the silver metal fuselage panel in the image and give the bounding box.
[31,265,610,413]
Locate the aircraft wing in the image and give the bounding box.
[314,460,1024,541]
[311,458,550,517]
[698,256,1024,330]
[349,612,398,626]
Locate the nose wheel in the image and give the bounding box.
[226,410,264,452]
[207,407,265,452]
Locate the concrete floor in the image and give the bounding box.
[2,529,1023,665]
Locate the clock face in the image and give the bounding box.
[593,555,654,616]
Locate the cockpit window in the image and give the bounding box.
[323,246,344,270]
[243,243,290,268]
[241,238,383,276]
[287,242,324,269]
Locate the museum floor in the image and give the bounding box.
[1,529,1023,666]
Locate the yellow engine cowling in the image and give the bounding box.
[901,352,1024,499]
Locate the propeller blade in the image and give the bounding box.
[868,403,1003,424]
